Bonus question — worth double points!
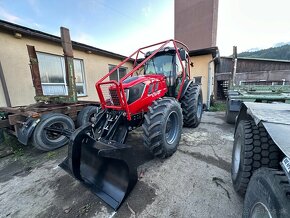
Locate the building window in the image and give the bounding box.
[37,52,86,96]
[194,76,202,84]
[108,65,127,81]
[73,59,86,96]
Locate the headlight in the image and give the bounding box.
[127,83,145,104]
[124,88,130,101]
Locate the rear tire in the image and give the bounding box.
[77,106,100,127]
[231,120,280,196]
[0,128,4,144]
[142,98,183,158]
[32,113,75,151]
[243,168,290,218]
[180,83,203,128]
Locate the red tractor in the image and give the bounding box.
[60,39,203,210]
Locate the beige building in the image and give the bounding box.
[0,20,132,107]
[0,20,218,108]
[189,47,219,107]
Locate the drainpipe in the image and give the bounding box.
[0,61,11,107]
[207,53,219,110]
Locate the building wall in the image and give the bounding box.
[0,78,6,106]
[216,57,290,83]
[0,31,132,107]
[190,54,214,102]
[175,0,219,50]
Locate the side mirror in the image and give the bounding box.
[179,49,187,61]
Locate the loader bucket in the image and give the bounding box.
[59,124,138,210]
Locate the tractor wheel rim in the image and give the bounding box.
[197,94,202,119]
[250,202,272,218]
[165,111,179,144]
[232,135,242,181]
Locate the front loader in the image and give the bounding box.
[60,39,203,210]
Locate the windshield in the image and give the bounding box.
[144,54,174,77]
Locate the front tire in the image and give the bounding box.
[231,120,280,196]
[142,98,183,158]
[180,83,203,128]
[77,106,100,127]
[243,168,290,218]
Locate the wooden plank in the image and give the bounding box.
[0,119,10,128]
[8,114,26,126]
[27,45,43,97]
[61,27,77,103]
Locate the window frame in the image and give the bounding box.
[108,64,128,82]
[194,76,202,84]
[36,51,87,97]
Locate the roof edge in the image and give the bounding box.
[189,46,219,57]
[0,19,128,60]
[221,56,290,63]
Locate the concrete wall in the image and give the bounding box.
[190,54,214,102]
[175,0,219,50]
[0,31,132,107]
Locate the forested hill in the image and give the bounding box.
[238,44,290,60]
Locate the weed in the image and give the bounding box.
[209,102,226,112]
[47,151,56,159]
[1,131,25,157]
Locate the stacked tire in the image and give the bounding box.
[231,119,290,218]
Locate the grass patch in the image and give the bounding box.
[1,131,25,157]
[47,151,57,159]
[209,102,226,112]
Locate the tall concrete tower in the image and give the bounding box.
[174,0,219,50]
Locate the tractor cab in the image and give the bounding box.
[144,47,189,97]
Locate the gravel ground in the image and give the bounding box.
[0,112,243,218]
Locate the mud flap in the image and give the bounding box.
[59,124,138,210]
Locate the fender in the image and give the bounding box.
[235,102,290,158]
[234,103,250,134]
[16,117,40,145]
[180,79,193,99]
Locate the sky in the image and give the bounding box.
[0,0,290,56]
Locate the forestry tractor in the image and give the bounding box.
[60,39,203,210]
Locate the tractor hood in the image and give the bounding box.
[122,74,165,88]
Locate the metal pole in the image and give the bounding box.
[0,62,11,107]
[232,46,238,87]
[207,57,217,110]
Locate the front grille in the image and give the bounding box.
[109,89,121,106]
[99,83,121,106]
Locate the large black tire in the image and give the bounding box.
[77,106,100,127]
[32,113,75,151]
[231,120,281,196]
[243,168,290,218]
[225,100,238,124]
[142,97,183,158]
[0,128,4,144]
[180,83,203,128]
